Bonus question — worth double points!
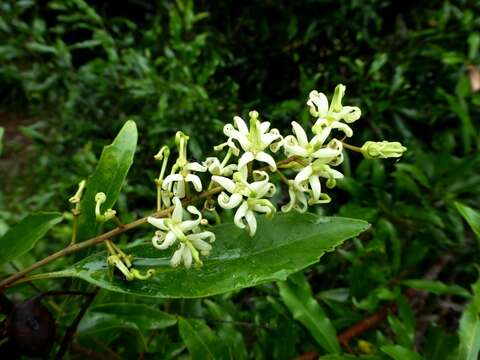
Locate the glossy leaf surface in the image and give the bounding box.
[0,212,63,265]
[278,273,340,354]
[46,213,369,298]
[455,202,480,239]
[458,276,480,360]
[178,318,229,360]
[77,120,137,241]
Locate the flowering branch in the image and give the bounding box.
[0,84,407,286]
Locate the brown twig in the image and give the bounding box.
[337,252,454,349]
[0,155,304,292]
[68,342,106,360]
[337,303,396,349]
[55,287,100,360]
[0,186,223,292]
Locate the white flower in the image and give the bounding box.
[281,180,309,213]
[212,169,276,236]
[284,121,344,164]
[294,160,343,205]
[204,157,237,176]
[307,85,361,140]
[163,161,207,198]
[147,197,215,268]
[219,111,282,171]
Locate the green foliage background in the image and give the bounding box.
[1,0,480,358]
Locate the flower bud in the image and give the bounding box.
[68,180,86,204]
[361,141,407,159]
[154,145,170,160]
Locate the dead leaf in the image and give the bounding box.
[468,65,480,92]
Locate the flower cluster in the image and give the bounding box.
[138,85,406,270]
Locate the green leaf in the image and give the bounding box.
[457,275,480,360]
[178,318,229,360]
[401,279,471,298]
[203,299,247,359]
[278,272,340,354]
[39,213,369,297]
[0,212,63,266]
[468,32,480,60]
[381,345,424,360]
[455,202,480,239]
[88,303,177,330]
[78,303,176,351]
[77,120,137,241]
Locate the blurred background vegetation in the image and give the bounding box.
[1,0,480,358]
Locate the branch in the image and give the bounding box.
[0,154,304,292]
[0,186,223,291]
[55,287,100,360]
[337,252,454,349]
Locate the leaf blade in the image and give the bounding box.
[381,345,424,360]
[46,213,369,298]
[455,202,480,239]
[178,318,229,360]
[278,273,340,354]
[0,212,63,265]
[458,275,480,360]
[77,120,137,241]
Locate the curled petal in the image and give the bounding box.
[329,84,345,112]
[255,151,276,171]
[328,168,344,179]
[281,187,297,213]
[211,175,236,193]
[147,216,169,231]
[234,201,249,229]
[222,164,237,176]
[268,129,283,153]
[190,238,213,255]
[226,138,240,156]
[154,230,177,250]
[284,136,309,157]
[251,200,275,215]
[309,176,321,202]
[295,165,313,184]
[187,231,216,243]
[224,125,251,151]
[218,192,243,209]
[308,192,331,205]
[238,151,255,170]
[186,173,203,192]
[234,116,249,135]
[314,125,332,145]
[340,106,361,123]
[295,191,309,212]
[161,190,172,208]
[179,207,202,232]
[255,181,276,198]
[170,244,184,267]
[245,210,257,236]
[330,121,353,137]
[173,179,186,198]
[307,90,329,117]
[162,173,183,190]
[262,132,282,147]
[291,121,309,147]
[152,230,166,246]
[259,121,271,134]
[172,197,184,223]
[185,162,207,172]
[204,157,223,175]
[182,246,193,268]
[311,147,341,160]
